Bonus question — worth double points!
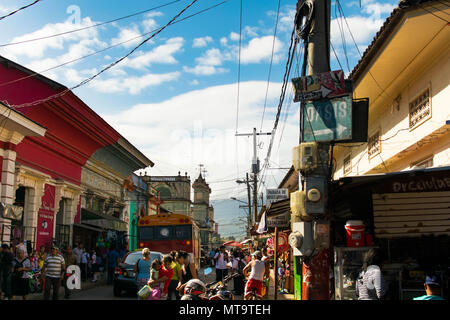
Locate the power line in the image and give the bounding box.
[0,0,43,21]
[0,0,182,47]
[235,0,243,182]
[0,1,228,91]
[259,0,281,132]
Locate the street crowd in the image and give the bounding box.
[0,239,127,300]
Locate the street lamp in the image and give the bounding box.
[230,197,248,204]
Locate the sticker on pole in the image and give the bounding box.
[303,95,352,142]
[292,70,346,102]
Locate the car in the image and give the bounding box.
[113,250,163,297]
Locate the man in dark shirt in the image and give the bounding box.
[106,246,120,285]
[1,244,14,300]
[63,246,78,299]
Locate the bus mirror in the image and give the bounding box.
[204,267,213,275]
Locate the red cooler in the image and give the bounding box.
[345,220,365,247]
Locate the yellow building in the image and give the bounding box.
[333,1,450,179]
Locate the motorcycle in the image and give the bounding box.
[181,268,239,300]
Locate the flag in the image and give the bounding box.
[257,211,268,234]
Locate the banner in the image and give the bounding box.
[36,184,55,250]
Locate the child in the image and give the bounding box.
[146,259,162,300]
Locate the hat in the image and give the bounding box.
[51,245,59,250]
[252,250,262,259]
[425,275,441,287]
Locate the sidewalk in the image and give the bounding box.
[27,275,107,300]
[266,269,295,300]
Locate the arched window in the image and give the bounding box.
[157,187,172,199]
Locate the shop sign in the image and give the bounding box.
[292,70,346,102]
[266,189,289,204]
[303,95,352,142]
[374,170,450,193]
[267,211,290,228]
[36,184,55,250]
[148,177,177,182]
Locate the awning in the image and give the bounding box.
[254,199,291,234]
[81,208,128,232]
[73,223,104,233]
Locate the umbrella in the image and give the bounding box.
[240,239,252,245]
[223,241,242,247]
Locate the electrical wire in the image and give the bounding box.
[235,0,243,182]
[0,0,182,48]
[259,0,281,132]
[0,0,43,21]
[0,0,229,91]
[3,0,223,110]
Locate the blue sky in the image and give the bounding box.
[0,0,398,237]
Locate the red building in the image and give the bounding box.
[0,56,153,251]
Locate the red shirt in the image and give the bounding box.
[159,266,174,294]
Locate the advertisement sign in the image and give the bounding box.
[303,94,353,142]
[267,211,290,228]
[266,189,289,204]
[292,70,346,102]
[36,184,55,250]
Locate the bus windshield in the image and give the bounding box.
[138,225,192,241]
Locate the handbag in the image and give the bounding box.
[137,284,152,299]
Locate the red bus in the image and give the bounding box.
[137,213,201,268]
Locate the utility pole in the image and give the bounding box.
[297,0,332,300]
[246,173,252,236]
[236,128,272,225]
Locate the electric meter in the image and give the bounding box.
[292,142,318,172]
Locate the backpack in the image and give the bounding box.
[237,259,246,275]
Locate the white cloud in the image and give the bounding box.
[183,65,227,76]
[89,71,180,94]
[123,37,184,69]
[240,36,283,64]
[110,25,145,48]
[0,17,100,59]
[190,80,199,85]
[244,26,259,38]
[193,36,213,48]
[229,32,240,41]
[99,81,301,200]
[220,37,228,46]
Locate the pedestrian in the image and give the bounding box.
[72,243,83,274]
[149,255,174,300]
[413,274,445,300]
[42,245,66,300]
[106,246,120,285]
[146,259,162,300]
[209,248,215,267]
[80,248,90,281]
[167,251,182,300]
[214,246,228,282]
[134,248,152,292]
[175,251,198,294]
[1,244,14,300]
[261,247,270,298]
[243,251,270,300]
[355,248,388,300]
[11,248,31,300]
[91,250,99,282]
[278,260,286,293]
[231,250,245,296]
[62,246,78,299]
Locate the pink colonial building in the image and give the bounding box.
[0,56,153,252]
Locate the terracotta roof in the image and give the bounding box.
[349,0,438,82]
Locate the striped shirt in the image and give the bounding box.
[44,254,65,278]
[355,265,388,300]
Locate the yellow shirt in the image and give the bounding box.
[171,262,181,281]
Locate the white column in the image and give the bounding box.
[0,149,17,244]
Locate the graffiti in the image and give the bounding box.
[392,177,450,193]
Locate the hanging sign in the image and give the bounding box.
[292,70,346,102]
[266,189,289,204]
[302,94,353,142]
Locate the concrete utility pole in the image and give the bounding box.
[300,0,332,300]
[236,128,272,225]
[246,173,252,235]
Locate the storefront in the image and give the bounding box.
[331,166,450,300]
